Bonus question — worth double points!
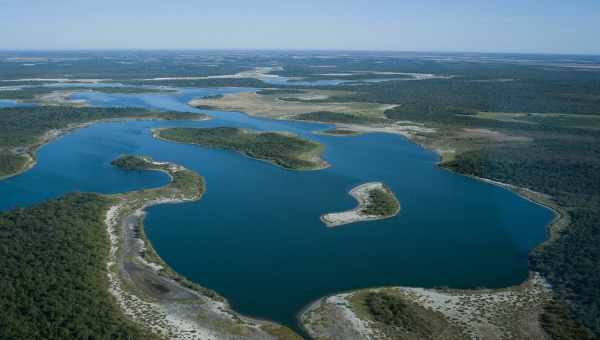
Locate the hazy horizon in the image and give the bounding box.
[1,0,599,54]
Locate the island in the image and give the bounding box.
[316,128,363,136]
[321,182,400,227]
[153,126,328,170]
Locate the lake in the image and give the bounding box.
[0,87,554,332]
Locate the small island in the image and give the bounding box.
[154,126,328,170]
[321,182,400,227]
[316,128,363,136]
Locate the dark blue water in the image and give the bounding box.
[0,88,554,333]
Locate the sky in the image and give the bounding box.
[1,0,599,54]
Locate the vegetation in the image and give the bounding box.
[363,187,400,217]
[318,128,361,136]
[295,111,384,124]
[256,89,304,96]
[156,127,326,170]
[0,152,29,179]
[0,87,172,101]
[365,292,432,335]
[111,155,153,171]
[0,193,153,339]
[351,291,464,339]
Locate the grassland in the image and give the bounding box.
[154,126,328,170]
[189,90,394,119]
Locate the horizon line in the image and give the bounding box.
[0,48,599,57]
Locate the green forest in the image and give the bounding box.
[0,193,152,339]
[363,188,400,217]
[157,127,325,170]
[294,111,383,124]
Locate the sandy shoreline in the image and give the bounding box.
[104,156,300,339]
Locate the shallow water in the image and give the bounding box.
[0,88,554,333]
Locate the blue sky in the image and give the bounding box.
[1,0,599,54]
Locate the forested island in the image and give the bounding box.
[321,182,400,227]
[154,126,328,170]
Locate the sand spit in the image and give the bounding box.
[321,182,400,227]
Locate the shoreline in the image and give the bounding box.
[105,156,301,339]
[0,114,212,181]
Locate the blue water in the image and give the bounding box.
[0,99,32,108]
[0,88,554,333]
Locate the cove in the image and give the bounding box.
[0,87,555,334]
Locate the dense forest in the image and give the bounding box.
[111,155,154,171]
[294,111,383,124]
[157,127,325,170]
[363,187,400,217]
[0,193,152,339]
